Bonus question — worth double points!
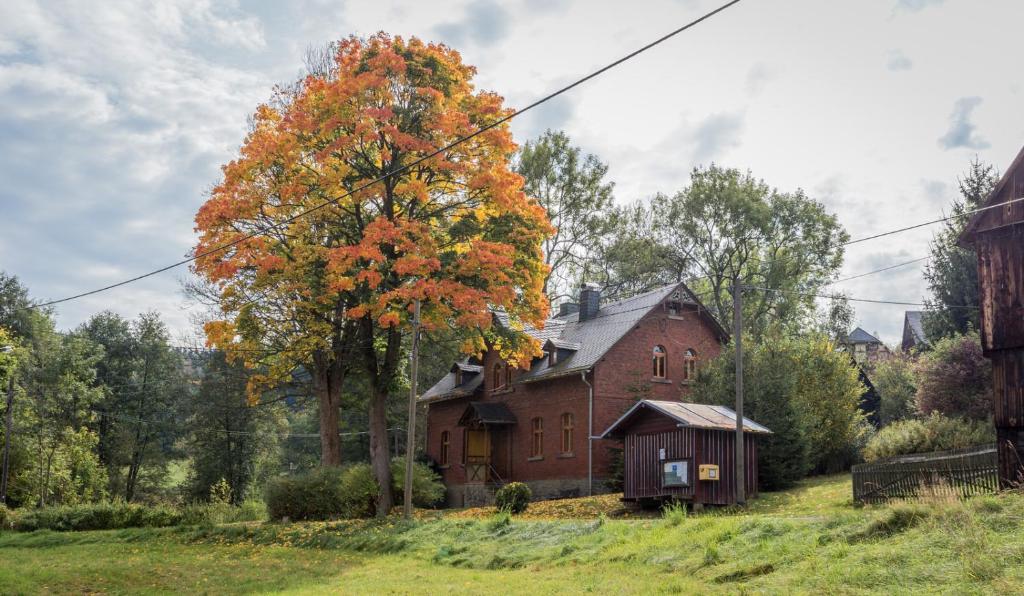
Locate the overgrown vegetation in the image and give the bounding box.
[4,476,1024,594]
[863,413,995,461]
[2,500,266,532]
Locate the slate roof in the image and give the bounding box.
[421,358,483,401]
[601,400,772,438]
[420,282,726,402]
[845,327,881,344]
[902,311,927,349]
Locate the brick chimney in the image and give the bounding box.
[578,283,601,322]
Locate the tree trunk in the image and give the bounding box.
[368,388,393,518]
[315,365,343,467]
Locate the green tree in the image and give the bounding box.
[515,130,615,300]
[923,158,999,341]
[186,351,287,503]
[693,333,866,483]
[872,355,917,425]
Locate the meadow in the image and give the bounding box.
[2,475,1023,595]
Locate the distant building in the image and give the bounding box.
[901,311,928,352]
[840,327,891,365]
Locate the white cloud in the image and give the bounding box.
[938,97,990,150]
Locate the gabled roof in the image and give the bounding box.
[421,281,727,402]
[601,400,772,438]
[845,327,881,344]
[903,311,927,348]
[960,144,1024,245]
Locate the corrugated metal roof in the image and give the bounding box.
[601,399,772,437]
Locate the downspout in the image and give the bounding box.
[581,370,594,496]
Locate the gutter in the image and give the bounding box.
[581,369,594,496]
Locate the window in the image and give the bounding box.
[548,349,557,366]
[662,459,691,487]
[454,369,463,385]
[652,345,667,378]
[560,413,574,455]
[506,364,513,387]
[492,362,506,390]
[683,349,697,381]
[440,431,450,466]
[531,417,544,458]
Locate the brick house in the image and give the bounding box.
[420,282,728,506]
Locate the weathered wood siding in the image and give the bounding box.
[977,227,1024,353]
[623,427,757,505]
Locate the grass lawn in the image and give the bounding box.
[3,474,1024,594]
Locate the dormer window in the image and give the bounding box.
[548,349,557,366]
[454,369,463,385]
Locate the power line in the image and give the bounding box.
[743,285,978,309]
[25,0,745,312]
[831,256,930,284]
[843,195,1024,246]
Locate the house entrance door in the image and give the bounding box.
[465,429,490,483]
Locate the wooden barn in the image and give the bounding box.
[600,400,771,506]
[959,144,1024,487]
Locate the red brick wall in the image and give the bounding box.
[424,301,724,495]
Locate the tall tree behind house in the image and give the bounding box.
[515,130,615,302]
[923,158,999,341]
[586,166,847,339]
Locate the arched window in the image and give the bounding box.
[492,362,505,390]
[560,413,574,455]
[531,417,544,458]
[506,363,514,387]
[652,345,667,378]
[683,349,697,381]
[440,431,450,466]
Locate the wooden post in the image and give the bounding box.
[732,277,745,506]
[1,374,13,505]
[403,300,421,519]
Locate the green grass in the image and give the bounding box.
[3,475,1024,594]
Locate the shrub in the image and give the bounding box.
[662,501,687,526]
[337,464,380,519]
[0,503,9,531]
[11,502,181,532]
[494,482,531,514]
[209,478,232,505]
[265,468,346,521]
[873,355,918,425]
[915,332,991,420]
[863,413,995,461]
[389,457,445,509]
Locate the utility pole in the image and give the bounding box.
[732,276,746,506]
[1,374,13,505]
[403,300,421,519]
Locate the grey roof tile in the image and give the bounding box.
[601,400,772,437]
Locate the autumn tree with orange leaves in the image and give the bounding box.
[192,34,551,515]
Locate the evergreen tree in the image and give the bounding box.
[923,158,999,340]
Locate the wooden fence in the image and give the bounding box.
[852,443,998,503]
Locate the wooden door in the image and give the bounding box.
[465,429,490,483]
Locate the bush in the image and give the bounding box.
[0,503,9,531]
[390,457,445,509]
[180,499,266,526]
[209,478,232,505]
[915,332,991,420]
[337,464,380,519]
[495,482,531,514]
[863,413,995,461]
[11,502,181,532]
[265,468,346,521]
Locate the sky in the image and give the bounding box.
[2,0,1023,346]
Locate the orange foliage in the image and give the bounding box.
[192,32,552,393]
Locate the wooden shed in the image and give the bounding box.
[601,400,771,506]
[959,144,1024,487]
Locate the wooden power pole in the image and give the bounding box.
[403,300,421,519]
[732,277,746,506]
[1,374,14,505]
